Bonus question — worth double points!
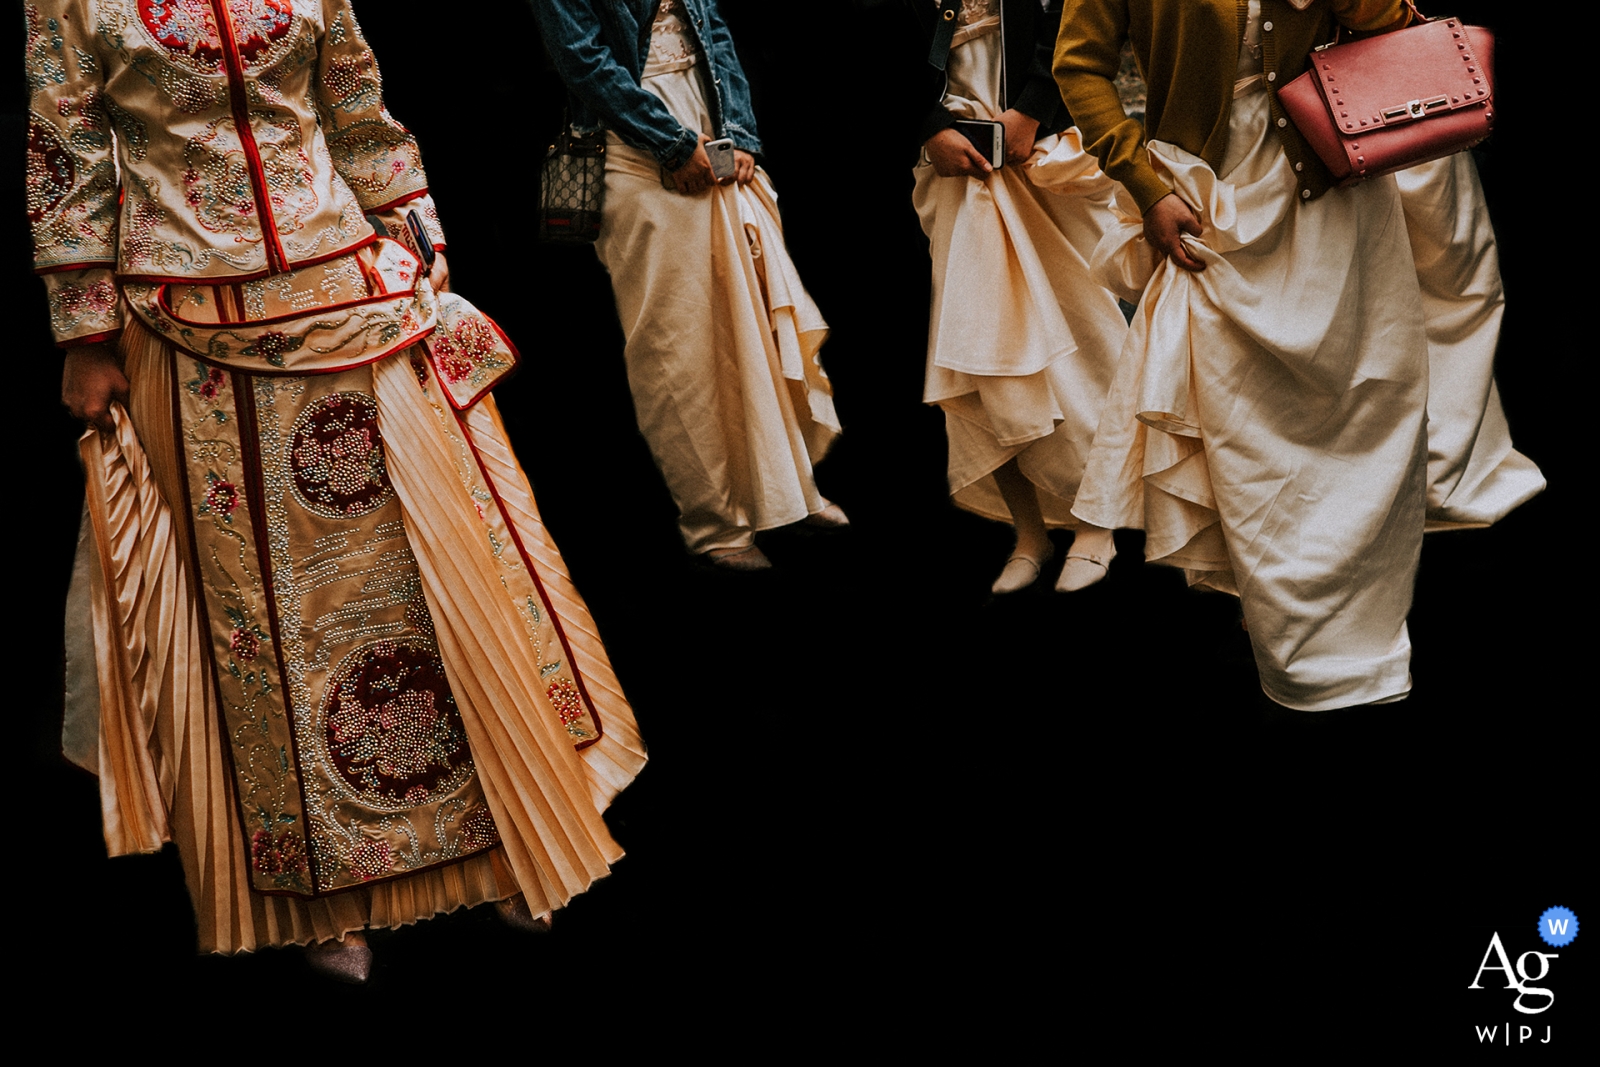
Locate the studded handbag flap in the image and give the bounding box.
[1278,17,1495,185]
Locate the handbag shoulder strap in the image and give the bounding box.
[928,0,961,72]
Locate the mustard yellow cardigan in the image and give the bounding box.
[1054,0,1410,212]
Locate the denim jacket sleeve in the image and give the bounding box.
[531,0,702,171]
[698,2,763,154]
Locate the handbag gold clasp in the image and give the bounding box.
[1382,96,1450,123]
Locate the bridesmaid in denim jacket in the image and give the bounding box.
[533,0,849,569]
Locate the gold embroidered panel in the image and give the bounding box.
[175,356,500,895]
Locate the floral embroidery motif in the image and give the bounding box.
[460,806,500,851]
[229,626,262,661]
[324,120,425,205]
[287,391,394,518]
[546,678,586,732]
[251,827,309,879]
[26,105,117,268]
[24,5,67,95]
[322,639,474,808]
[347,837,393,880]
[138,0,225,70]
[46,276,118,337]
[157,62,220,113]
[136,0,294,71]
[187,364,229,402]
[222,605,269,666]
[243,330,301,366]
[183,115,317,241]
[321,49,379,114]
[423,295,517,408]
[25,113,74,225]
[59,86,111,154]
[201,473,241,520]
[119,174,174,270]
[430,314,502,385]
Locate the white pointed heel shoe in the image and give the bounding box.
[802,502,851,530]
[1055,537,1115,593]
[992,545,1055,595]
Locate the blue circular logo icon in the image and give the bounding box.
[1538,906,1578,948]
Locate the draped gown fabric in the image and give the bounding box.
[594,1,839,554]
[914,7,1129,526]
[1072,13,1429,710]
[1394,153,1545,529]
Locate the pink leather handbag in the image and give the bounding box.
[1277,15,1495,186]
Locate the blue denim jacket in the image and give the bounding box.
[532,0,763,171]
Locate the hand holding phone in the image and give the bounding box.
[953,119,1005,170]
[705,137,736,182]
[923,127,994,179]
[667,133,719,194]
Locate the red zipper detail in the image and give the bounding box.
[209,0,289,275]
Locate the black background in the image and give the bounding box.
[9,1,1586,1052]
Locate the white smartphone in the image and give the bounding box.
[705,136,737,180]
[953,119,1005,169]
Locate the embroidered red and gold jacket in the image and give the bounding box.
[25,0,446,346]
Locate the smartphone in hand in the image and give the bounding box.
[705,137,737,181]
[953,119,1005,169]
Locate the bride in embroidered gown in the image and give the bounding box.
[32,0,645,974]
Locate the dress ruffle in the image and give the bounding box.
[1073,85,1429,710]
[1394,154,1545,529]
[914,27,1127,527]
[596,60,836,552]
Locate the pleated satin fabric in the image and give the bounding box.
[913,24,1128,527]
[75,321,644,952]
[371,353,639,910]
[1074,75,1429,711]
[459,397,647,808]
[594,52,837,554]
[1394,154,1545,529]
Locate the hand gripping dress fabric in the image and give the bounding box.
[592,1,839,554]
[914,5,1129,525]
